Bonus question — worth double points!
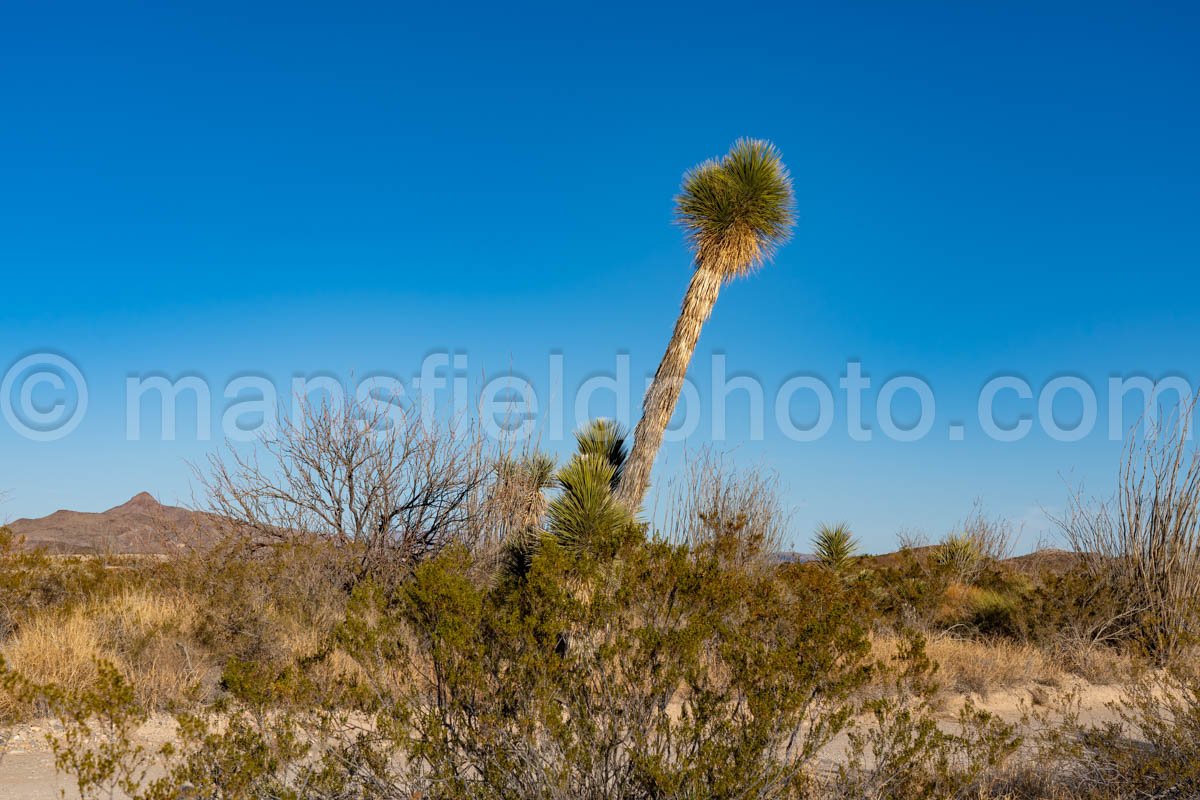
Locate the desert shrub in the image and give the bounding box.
[867,549,955,631]
[964,588,1022,638]
[1058,401,1200,664]
[661,449,787,563]
[941,567,1037,640]
[1056,663,1200,798]
[162,536,348,668]
[0,527,114,640]
[1024,563,1133,668]
[200,396,492,589]
[364,524,873,799]
[832,633,1021,798]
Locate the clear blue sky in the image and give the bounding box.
[2,2,1198,552]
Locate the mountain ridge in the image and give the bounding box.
[6,493,216,555]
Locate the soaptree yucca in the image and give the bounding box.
[618,139,795,511]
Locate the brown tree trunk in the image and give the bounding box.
[616,266,723,512]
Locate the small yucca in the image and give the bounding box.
[813,522,859,572]
[501,420,634,580]
[934,533,984,582]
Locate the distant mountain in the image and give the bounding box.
[771,551,817,564]
[862,545,1080,575]
[6,492,217,555]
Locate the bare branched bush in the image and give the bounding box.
[660,449,788,568]
[199,397,491,586]
[895,528,929,551]
[960,499,1016,562]
[1057,398,1200,663]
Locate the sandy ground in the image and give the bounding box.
[0,717,175,800]
[2,721,72,799]
[0,681,1127,799]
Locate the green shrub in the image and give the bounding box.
[864,550,954,630]
[1028,563,1132,654]
[1054,663,1200,798]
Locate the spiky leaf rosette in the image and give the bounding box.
[546,454,634,560]
[499,424,636,581]
[813,522,859,572]
[573,418,628,490]
[676,138,796,279]
[934,533,984,582]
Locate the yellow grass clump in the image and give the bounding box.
[0,589,207,719]
[871,632,1061,699]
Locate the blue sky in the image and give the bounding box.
[2,2,1198,551]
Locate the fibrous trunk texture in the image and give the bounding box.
[616,266,723,512]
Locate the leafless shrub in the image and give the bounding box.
[659,449,788,567]
[1056,397,1200,663]
[895,528,929,551]
[198,396,491,586]
[960,498,1016,563]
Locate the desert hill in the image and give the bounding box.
[6,492,217,555]
[861,544,1079,574]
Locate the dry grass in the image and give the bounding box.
[927,636,1061,697]
[871,633,1062,699]
[0,588,210,719]
[869,628,1138,710]
[1049,640,1132,686]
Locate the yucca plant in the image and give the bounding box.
[491,452,557,577]
[572,416,627,491]
[934,533,985,584]
[503,419,637,580]
[492,452,557,529]
[617,139,796,512]
[547,419,634,557]
[813,522,859,572]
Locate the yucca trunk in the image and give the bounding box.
[616,265,723,512]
